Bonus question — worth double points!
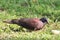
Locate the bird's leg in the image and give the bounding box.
[34,28,37,31]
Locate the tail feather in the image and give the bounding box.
[3,20,12,24]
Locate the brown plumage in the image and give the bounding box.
[3,18,48,31]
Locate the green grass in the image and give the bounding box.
[0,0,60,40]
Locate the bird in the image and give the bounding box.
[3,17,48,31]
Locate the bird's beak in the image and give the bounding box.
[47,21,49,24]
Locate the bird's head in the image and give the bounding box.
[40,17,48,24]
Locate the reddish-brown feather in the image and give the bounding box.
[3,18,48,31]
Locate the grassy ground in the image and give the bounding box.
[0,0,60,40]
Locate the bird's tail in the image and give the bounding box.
[3,20,12,24]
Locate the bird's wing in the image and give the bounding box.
[19,18,40,27]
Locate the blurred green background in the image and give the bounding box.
[0,0,60,40]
